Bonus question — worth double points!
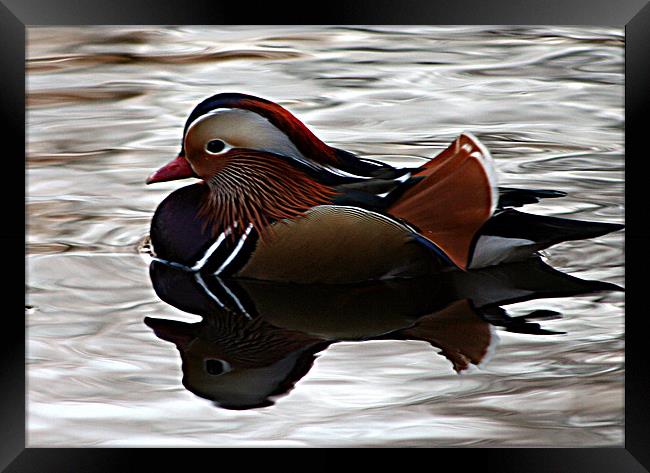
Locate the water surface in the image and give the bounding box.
[27,26,624,447]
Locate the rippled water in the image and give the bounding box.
[27,26,624,447]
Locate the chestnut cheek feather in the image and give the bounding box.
[197,150,336,239]
[192,152,225,180]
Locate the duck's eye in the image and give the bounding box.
[205,359,232,376]
[206,139,226,154]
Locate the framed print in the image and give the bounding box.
[7,0,649,470]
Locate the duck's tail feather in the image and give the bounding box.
[388,133,498,270]
[469,209,624,269]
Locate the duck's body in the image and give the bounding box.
[147,93,623,283]
[151,187,441,283]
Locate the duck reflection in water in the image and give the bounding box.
[145,258,620,410]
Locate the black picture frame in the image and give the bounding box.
[8,0,648,470]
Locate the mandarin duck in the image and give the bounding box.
[146,93,623,284]
[145,257,620,409]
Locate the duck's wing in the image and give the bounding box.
[235,204,445,283]
[386,133,498,270]
[308,133,498,271]
[325,154,568,212]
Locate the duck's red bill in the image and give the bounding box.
[146,155,196,184]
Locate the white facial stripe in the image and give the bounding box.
[214,223,254,276]
[189,107,229,127]
[187,108,318,169]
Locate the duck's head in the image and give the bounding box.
[146,92,344,184]
[146,93,340,233]
[144,313,327,410]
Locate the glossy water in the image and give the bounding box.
[27,26,624,447]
